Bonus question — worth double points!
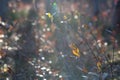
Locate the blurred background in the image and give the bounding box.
[0,0,120,80]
